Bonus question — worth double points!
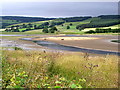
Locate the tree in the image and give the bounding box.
[28,23,33,28]
[5,28,10,32]
[70,23,73,26]
[16,25,19,28]
[85,30,95,34]
[37,25,44,29]
[42,28,49,33]
[67,26,70,29]
[11,26,15,30]
[49,28,55,33]
[52,26,58,31]
[43,22,49,26]
[22,24,27,28]
[49,25,55,28]
[49,26,58,33]
[34,25,37,29]
[14,29,20,32]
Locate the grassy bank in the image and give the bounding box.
[1,31,119,35]
[2,50,118,88]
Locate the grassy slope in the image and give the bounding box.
[0,19,21,28]
[83,24,119,31]
[6,20,52,27]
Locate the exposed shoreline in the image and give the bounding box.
[32,35,119,52]
[1,34,119,55]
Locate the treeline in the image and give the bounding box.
[1,16,55,22]
[76,19,120,30]
[62,16,91,22]
[98,15,120,19]
[85,28,120,34]
[0,19,21,28]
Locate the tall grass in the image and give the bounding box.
[2,50,118,88]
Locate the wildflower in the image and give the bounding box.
[77,72,80,74]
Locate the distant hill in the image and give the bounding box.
[0,16,92,29]
[1,15,120,29]
[0,16,56,28]
[98,15,120,19]
[61,16,92,22]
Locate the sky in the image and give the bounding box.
[1,0,120,2]
[0,0,119,17]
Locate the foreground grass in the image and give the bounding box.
[2,50,118,88]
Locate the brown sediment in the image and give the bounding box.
[32,35,119,52]
[32,37,99,40]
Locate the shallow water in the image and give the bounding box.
[20,38,33,41]
[34,40,120,55]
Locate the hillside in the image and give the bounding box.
[76,15,120,30]
[0,16,55,28]
[1,15,120,34]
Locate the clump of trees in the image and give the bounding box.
[42,26,58,33]
[49,20,64,27]
[42,28,49,33]
[5,23,34,32]
[5,22,50,32]
[5,19,64,33]
[5,27,20,32]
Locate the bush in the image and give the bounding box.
[67,26,70,29]
[49,27,58,33]
[85,30,95,34]
[70,23,73,26]
[14,47,23,50]
[49,28,55,33]
[42,28,49,33]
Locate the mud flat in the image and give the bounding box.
[32,35,119,52]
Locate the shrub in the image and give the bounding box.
[42,28,49,33]
[67,26,70,29]
[14,47,23,50]
[49,26,58,33]
[85,30,95,34]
